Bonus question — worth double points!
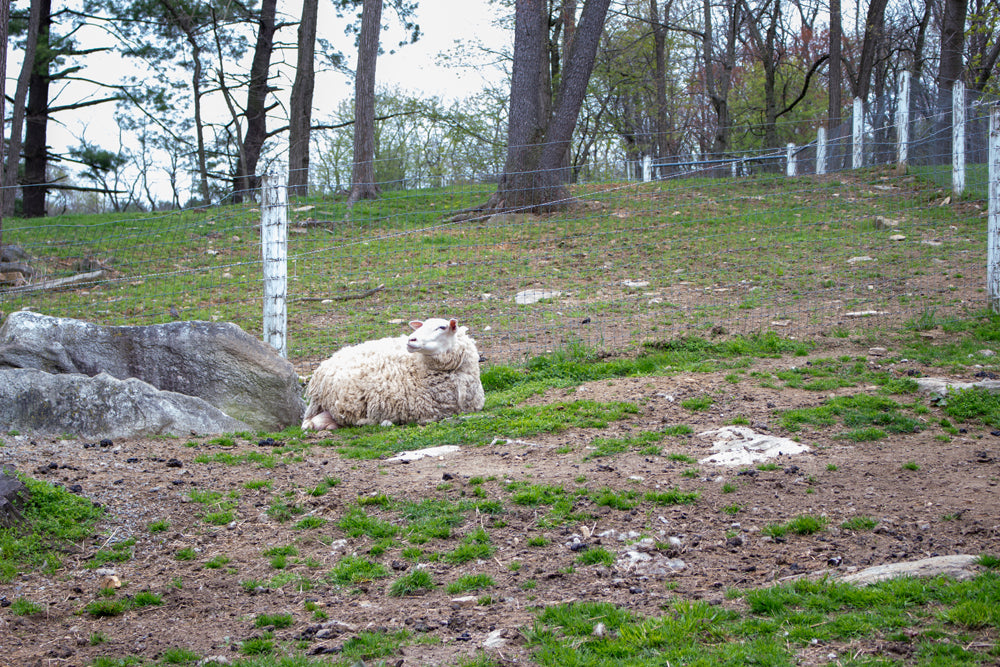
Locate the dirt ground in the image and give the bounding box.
[2,341,999,666]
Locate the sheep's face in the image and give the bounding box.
[407,318,458,356]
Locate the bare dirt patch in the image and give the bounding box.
[2,343,1000,666]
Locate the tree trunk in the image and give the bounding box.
[491,0,611,212]
[3,0,41,218]
[935,0,968,164]
[233,0,277,203]
[828,0,843,168]
[650,0,671,174]
[704,0,737,176]
[0,0,7,252]
[346,0,384,207]
[22,0,52,218]
[852,0,889,102]
[288,0,318,197]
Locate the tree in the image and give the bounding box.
[288,0,319,197]
[936,0,968,161]
[0,0,7,255]
[2,0,40,217]
[231,0,279,202]
[94,0,251,204]
[486,0,612,213]
[346,0,385,206]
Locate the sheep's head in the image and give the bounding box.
[407,318,459,356]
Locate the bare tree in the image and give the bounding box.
[232,0,279,202]
[2,0,41,217]
[1,0,7,254]
[704,0,740,174]
[288,0,319,197]
[936,0,968,161]
[346,0,385,206]
[485,0,612,212]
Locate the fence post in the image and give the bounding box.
[990,106,1000,312]
[896,71,910,169]
[261,171,289,358]
[816,127,826,175]
[953,81,966,196]
[852,97,864,169]
[642,155,652,182]
[786,143,796,176]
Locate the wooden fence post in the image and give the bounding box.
[261,171,289,357]
[953,81,966,196]
[816,127,826,175]
[896,71,910,169]
[852,97,864,169]
[786,143,796,177]
[988,105,1000,312]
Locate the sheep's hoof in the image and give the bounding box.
[303,411,337,431]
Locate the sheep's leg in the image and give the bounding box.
[302,410,338,431]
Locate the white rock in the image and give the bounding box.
[846,256,874,264]
[514,289,561,305]
[386,445,460,463]
[622,280,650,289]
[482,629,507,648]
[697,426,809,466]
[839,555,980,586]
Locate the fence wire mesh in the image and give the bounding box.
[0,100,993,374]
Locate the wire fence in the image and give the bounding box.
[1,94,996,374]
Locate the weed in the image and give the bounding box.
[148,519,170,533]
[446,574,495,594]
[681,395,713,411]
[255,612,294,629]
[840,516,878,531]
[175,547,197,561]
[902,460,921,471]
[204,555,232,569]
[444,528,494,564]
[389,569,435,596]
[327,555,391,586]
[10,598,44,615]
[576,546,615,567]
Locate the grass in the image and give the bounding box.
[389,569,435,596]
[0,475,104,582]
[781,394,922,439]
[525,571,1000,665]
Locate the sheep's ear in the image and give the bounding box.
[448,319,458,332]
[409,320,423,331]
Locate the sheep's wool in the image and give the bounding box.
[302,320,484,428]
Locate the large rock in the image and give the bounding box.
[0,312,304,431]
[0,369,249,438]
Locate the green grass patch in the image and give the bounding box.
[780,394,921,438]
[446,574,495,594]
[327,555,391,586]
[333,400,640,459]
[389,569,435,597]
[0,475,104,582]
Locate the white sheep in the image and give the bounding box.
[301,318,485,430]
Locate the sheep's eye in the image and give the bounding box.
[437,325,447,330]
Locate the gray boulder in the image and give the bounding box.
[0,312,304,431]
[0,369,249,438]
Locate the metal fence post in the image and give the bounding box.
[953,81,966,196]
[261,171,289,357]
[852,97,864,169]
[896,71,910,169]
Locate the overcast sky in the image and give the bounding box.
[3,0,511,201]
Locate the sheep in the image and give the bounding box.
[301,318,485,430]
